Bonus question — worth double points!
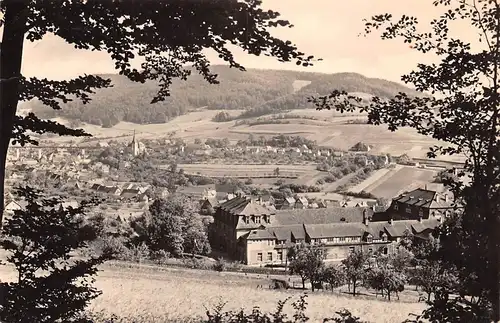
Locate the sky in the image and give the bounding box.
[19,0,479,84]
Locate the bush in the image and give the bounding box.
[212,258,227,272]
[0,187,113,323]
[150,249,171,265]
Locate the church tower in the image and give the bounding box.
[131,130,139,157]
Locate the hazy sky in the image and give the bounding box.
[20,0,476,83]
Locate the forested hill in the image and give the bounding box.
[27,65,423,126]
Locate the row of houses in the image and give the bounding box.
[209,187,456,265]
[200,193,379,215]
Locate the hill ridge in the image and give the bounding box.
[27,65,422,127]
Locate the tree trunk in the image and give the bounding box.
[387,291,391,301]
[0,0,28,227]
[301,277,305,289]
[352,280,356,296]
[490,212,500,322]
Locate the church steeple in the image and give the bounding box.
[131,130,139,156]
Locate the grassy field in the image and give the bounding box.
[0,252,425,323]
[348,166,401,194]
[88,266,425,323]
[365,166,439,199]
[39,108,469,162]
[169,163,319,179]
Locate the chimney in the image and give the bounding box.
[389,217,394,225]
[363,209,369,225]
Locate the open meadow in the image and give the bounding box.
[169,163,319,179]
[363,166,439,199]
[0,261,424,323]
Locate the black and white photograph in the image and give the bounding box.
[0,0,497,322]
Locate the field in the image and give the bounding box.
[40,108,467,162]
[169,163,319,179]
[362,166,439,199]
[0,262,425,323]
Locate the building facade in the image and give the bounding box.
[210,188,453,266]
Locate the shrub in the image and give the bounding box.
[212,257,228,272]
[0,186,113,323]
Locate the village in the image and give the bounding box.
[3,131,458,269]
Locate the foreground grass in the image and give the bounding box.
[86,265,424,323]
[0,253,425,323]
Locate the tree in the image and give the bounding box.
[341,249,369,296]
[0,186,113,322]
[130,195,210,257]
[310,1,500,319]
[365,266,406,301]
[412,259,459,303]
[287,244,325,291]
[322,265,347,292]
[0,0,319,225]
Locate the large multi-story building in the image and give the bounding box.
[210,187,455,266]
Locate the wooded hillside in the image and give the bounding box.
[27,65,422,126]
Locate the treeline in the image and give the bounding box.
[236,134,317,149]
[27,65,422,126]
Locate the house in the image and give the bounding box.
[280,197,296,210]
[215,184,241,200]
[121,189,141,200]
[210,193,443,266]
[294,197,309,209]
[200,197,219,215]
[177,185,216,200]
[210,196,275,259]
[255,194,275,207]
[385,187,457,221]
[4,200,28,214]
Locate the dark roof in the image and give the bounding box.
[219,197,273,216]
[272,207,373,226]
[202,198,219,207]
[270,224,305,242]
[393,188,454,209]
[215,184,239,193]
[305,223,366,238]
[244,229,276,240]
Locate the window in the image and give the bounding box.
[266,216,271,223]
[244,216,249,224]
[255,216,261,224]
[349,247,355,253]
[339,237,346,242]
[267,252,273,261]
[383,247,388,255]
[257,253,263,261]
[418,209,424,217]
[327,237,335,242]
[394,203,398,210]
[406,207,412,214]
[277,252,283,261]
[368,248,373,253]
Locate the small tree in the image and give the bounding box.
[322,265,347,292]
[412,260,459,303]
[341,249,369,296]
[365,267,407,301]
[0,186,113,323]
[288,244,325,290]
